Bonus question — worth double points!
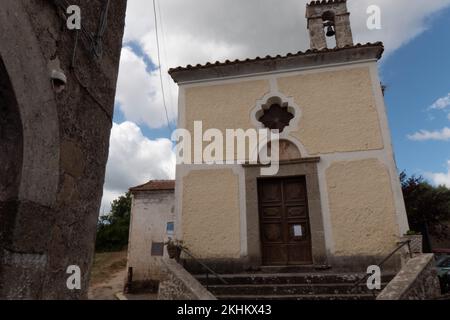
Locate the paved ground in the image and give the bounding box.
[88,251,158,300]
[88,270,127,300]
[88,268,127,300]
[123,293,158,300]
[88,251,127,300]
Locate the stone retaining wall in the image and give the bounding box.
[158,259,217,300]
[377,254,441,300]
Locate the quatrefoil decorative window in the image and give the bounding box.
[258,103,295,133]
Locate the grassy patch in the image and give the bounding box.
[90,251,127,285]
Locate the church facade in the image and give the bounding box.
[169,0,409,271]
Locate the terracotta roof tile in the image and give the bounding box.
[168,42,384,75]
[129,180,175,192]
[307,0,347,6]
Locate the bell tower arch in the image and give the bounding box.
[306,0,354,50]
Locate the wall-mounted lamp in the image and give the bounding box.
[48,58,67,93]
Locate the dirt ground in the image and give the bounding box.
[88,251,127,300]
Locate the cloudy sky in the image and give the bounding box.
[101,0,450,213]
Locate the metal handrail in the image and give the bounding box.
[179,247,229,289]
[351,240,413,294]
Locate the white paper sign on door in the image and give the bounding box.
[294,225,303,237]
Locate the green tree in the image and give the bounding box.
[95,192,132,252]
[400,172,450,251]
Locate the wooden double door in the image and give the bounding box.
[258,176,313,265]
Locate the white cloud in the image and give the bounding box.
[426,161,450,188]
[115,47,178,129]
[124,0,450,65]
[116,0,450,130]
[447,113,450,121]
[429,93,450,110]
[100,189,124,216]
[101,121,176,214]
[407,127,450,141]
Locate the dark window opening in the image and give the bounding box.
[258,104,294,133]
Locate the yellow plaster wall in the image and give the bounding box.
[180,66,397,260]
[278,67,384,155]
[185,80,269,133]
[184,80,270,161]
[182,169,241,258]
[326,159,400,256]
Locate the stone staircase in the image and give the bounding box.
[195,270,395,300]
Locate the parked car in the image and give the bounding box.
[435,254,450,294]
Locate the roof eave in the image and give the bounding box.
[169,43,384,84]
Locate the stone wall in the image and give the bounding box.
[377,254,441,300]
[0,0,126,299]
[158,259,217,300]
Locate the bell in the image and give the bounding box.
[326,25,335,37]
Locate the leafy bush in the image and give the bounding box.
[400,172,450,251]
[95,192,132,252]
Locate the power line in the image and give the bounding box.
[157,0,176,117]
[53,0,110,59]
[152,0,173,132]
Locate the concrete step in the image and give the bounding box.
[216,293,376,301]
[196,271,395,301]
[196,272,395,286]
[258,265,331,273]
[206,283,386,296]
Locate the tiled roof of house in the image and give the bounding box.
[129,180,175,192]
[307,0,347,6]
[168,42,383,75]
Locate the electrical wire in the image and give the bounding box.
[53,0,109,59]
[93,0,111,57]
[157,0,177,124]
[51,0,112,121]
[152,0,173,132]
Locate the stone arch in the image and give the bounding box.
[0,0,60,299]
[0,0,127,299]
[250,134,310,163]
[278,139,302,161]
[0,57,23,202]
[0,0,60,207]
[258,139,303,162]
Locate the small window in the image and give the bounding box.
[166,222,175,234]
[258,104,294,133]
[151,242,164,256]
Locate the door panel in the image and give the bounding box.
[286,206,307,218]
[261,223,283,243]
[260,180,282,202]
[258,177,313,265]
[261,206,283,218]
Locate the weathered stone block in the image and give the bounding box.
[0,0,127,299]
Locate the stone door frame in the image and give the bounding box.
[243,158,328,267]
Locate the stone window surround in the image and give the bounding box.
[243,157,328,267]
[250,92,302,139]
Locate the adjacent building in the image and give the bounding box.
[126,180,175,291]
